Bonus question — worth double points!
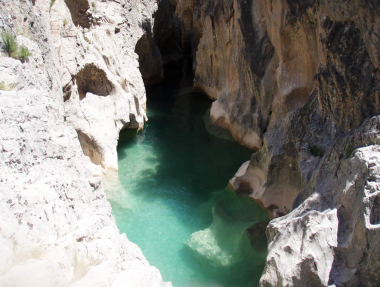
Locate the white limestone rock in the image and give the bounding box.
[260,116,380,286]
[48,0,157,173]
[0,1,171,286]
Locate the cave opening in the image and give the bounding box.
[107,2,270,286]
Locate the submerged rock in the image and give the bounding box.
[185,188,268,281]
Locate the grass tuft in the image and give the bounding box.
[18,45,32,63]
[1,29,33,62]
[1,29,18,57]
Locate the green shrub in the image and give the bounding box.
[1,30,18,57]
[1,30,32,63]
[18,45,32,63]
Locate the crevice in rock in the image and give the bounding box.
[153,0,184,65]
[135,0,195,86]
[63,82,72,102]
[370,194,380,225]
[64,0,91,29]
[75,64,113,100]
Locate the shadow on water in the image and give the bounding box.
[109,60,269,287]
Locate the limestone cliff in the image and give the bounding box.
[171,0,380,216]
[165,0,380,285]
[261,116,380,287]
[0,0,170,286]
[2,0,380,285]
[51,0,157,173]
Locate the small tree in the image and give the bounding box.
[1,29,18,57]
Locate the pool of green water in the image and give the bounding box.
[105,69,269,287]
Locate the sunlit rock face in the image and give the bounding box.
[50,0,156,173]
[261,116,380,287]
[0,0,170,286]
[173,0,380,217]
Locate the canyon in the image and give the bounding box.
[1,0,380,286]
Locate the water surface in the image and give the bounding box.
[106,69,268,287]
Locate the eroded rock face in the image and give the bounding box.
[173,0,380,218]
[169,0,380,284]
[50,0,156,172]
[260,116,380,287]
[0,0,170,286]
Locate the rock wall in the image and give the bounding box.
[0,0,170,286]
[172,0,380,217]
[168,0,380,285]
[135,0,185,85]
[261,116,380,287]
[50,0,156,173]
[1,0,380,285]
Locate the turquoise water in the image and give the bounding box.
[105,70,269,287]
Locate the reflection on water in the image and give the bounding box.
[105,65,268,287]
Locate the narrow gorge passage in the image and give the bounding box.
[105,64,269,287]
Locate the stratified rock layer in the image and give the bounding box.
[0,0,170,286]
